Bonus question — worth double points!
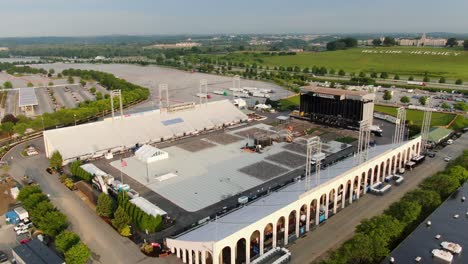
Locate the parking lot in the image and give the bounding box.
[31,63,294,113]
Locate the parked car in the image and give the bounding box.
[444,156,452,162]
[46,167,54,174]
[16,229,29,235]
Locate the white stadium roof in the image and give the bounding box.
[173,142,401,243]
[43,100,248,162]
[18,88,38,107]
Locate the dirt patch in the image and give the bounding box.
[176,139,217,152]
[206,133,243,145]
[0,177,18,214]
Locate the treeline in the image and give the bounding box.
[70,161,93,182]
[0,62,47,76]
[17,185,91,264]
[326,38,358,51]
[322,150,468,264]
[0,69,149,137]
[117,193,164,233]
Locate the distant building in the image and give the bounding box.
[146,42,202,49]
[397,33,447,47]
[12,239,64,264]
[0,47,8,51]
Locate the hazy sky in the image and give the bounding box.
[1,0,467,37]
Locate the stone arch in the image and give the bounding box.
[380,161,385,182]
[276,216,285,247]
[319,193,327,222]
[345,180,352,206]
[416,142,420,154]
[328,189,336,215]
[391,155,396,173]
[367,168,373,187]
[299,204,308,235]
[235,238,246,264]
[263,223,274,252]
[250,230,261,260]
[373,165,379,184]
[287,210,297,237]
[309,199,318,226]
[407,147,411,161]
[206,251,213,264]
[385,158,391,176]
[353,175,360,200]
[337,184,344,210]
[220,246,232,264]
[361,171,367,194]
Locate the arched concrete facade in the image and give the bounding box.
[168,137,421,264]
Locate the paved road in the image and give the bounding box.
[288,133,468,264]
[2,138,181,264]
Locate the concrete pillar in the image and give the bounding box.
[333,191,338,214]
[284,218,289,245]
[305,205,311,232]
[189,250,193,264]
[176,248,181,258]
[195,251,200,264]
[324,194,329,219]
[272,225,277,248]
[341,190,346,209]
[260,230,264,255]
[356,179,361,199]
[182,249,187,263]
[363,173,368,194]
[295,211,300,237]
[315,206,320,225]
[246,239,251,264]
[230,247,235,264]
[348,183,353,205]
[202,251,207,264]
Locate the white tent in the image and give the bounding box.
[135,145,169,164]
[130,197,167,217]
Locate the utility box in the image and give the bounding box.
[238,196,248,205]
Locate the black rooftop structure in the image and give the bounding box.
[384,183,468,263]
[12,239,64,264]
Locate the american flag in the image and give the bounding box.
[121,159,127,167]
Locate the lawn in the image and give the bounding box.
[211,47,468,81]
[374,105,457,127]
[449,114,468,130]
[278,94,300,110]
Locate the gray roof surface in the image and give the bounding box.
[175,143,399,242]
[13,239,64,264]
[384,183,468,264]
[18,87,39,107]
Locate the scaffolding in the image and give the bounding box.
[199,79,208,106]
[304,136,322,191]
[356,120,371,165]
[421,97,432,151]
[158,83,170,111]
[393,107,406,144]
[110,89,123,120]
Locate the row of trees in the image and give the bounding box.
[0,62,48,76]
[70,160,93,182]
[117,192,164,233]
[322,151,468,264]
[17,185,91,264]
[326,38,358,51]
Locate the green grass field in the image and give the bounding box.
[374,105,456,127]
[215,47,468,80]
[278,94,300,110]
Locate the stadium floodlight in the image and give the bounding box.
[158,83,169,111]
[110,89,123,120]
[356,120,371,165]
[298,136,321,191]
[393,107,406,144]
[421,97,432,151]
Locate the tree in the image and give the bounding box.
[112,206,131,232]
[27,82,34,87]
[65,243,91,264]
[421,173,460,199]
[50,151,63,169]
[55,231,80,253]
[441,102,450,109]
[402,189,441,215]
[67,76,74,84]
[400,96,410,103]
[1,122,14,137]
[447,165,468,185]
[446,38,457,47]
[385,200,422,225]
[338,69,346,76]
[48,69,55,75]
[57,73,63,78]
[383,37,396,46]
[3,81,13,88]
[356,215,404,243]
[358,72,366,78]
[119,225,132,237]
[89,87,96,94]
[48,81,54,86]
[455,79,463,85]
[1,114,19,124]
[372,38,382,46]
[380,72,388,79]
[408,76,414,81]
[453,102,468,111]
[96,193,114,218]
[79,79,86,86]
[36,210,69,237]
[439,77,446,83]
[30,200,54,223]
[370,72,378,78]
[419,96,428,106]
[383,90,392,101]
[394,74,400,80]
[95,91,103,100]
[17,185,42,202]
[423,75,430,82]
[22,192,48,211]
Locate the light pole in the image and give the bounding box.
[74,114,77,126]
